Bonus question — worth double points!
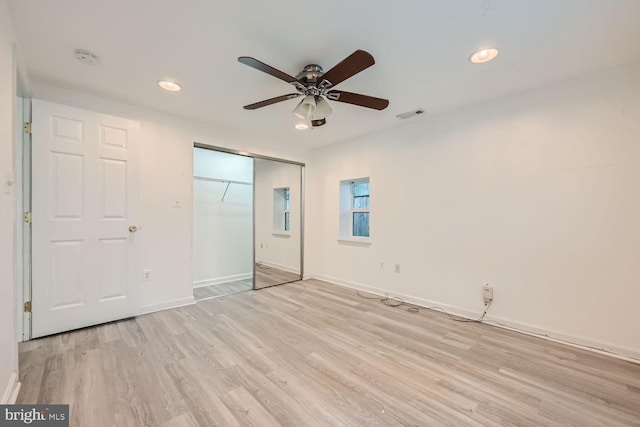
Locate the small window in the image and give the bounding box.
[284,188,290,232]
[273,187,291,234]
[339,178,370,242]
[351,182,369,237]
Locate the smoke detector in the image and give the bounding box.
[396,109,425,120]
[74,49,99,65]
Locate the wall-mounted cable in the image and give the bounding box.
[356,290,492,323]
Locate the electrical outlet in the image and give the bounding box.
[394,264,401,273]
[482,284,493,305]
[260,243,263,249]
[380,261,384,270]
[143,270,152,281]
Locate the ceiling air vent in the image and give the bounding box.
[74,49,99,65]
[396,109,424,120]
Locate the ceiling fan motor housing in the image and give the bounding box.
[296,64,324,84]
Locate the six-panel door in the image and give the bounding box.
[31,99,140,338]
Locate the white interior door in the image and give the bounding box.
[31,99,140,338]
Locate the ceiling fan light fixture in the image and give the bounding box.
[293,103,313,121]
[301,94,316,106]
[469,47,499,64]
[313,96,333,120]
[295,122,309,130]
[293,95,316,120]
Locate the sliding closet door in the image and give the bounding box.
[253,158,302,289]
[193,148,253,299]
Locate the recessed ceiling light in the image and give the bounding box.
[295,122,308,130]
[470,48,499,64]
[157,80,182,92]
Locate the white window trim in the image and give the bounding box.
[338,177,371,245]
[337,238,372,247]
[272,232,291,238]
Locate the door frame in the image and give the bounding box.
[19,96,32,341]
[193,142,306,288]
[15,67,31,341]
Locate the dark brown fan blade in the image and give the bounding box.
[326,90,389,110]
[243,93,301,110]
[318,50,375,88]
[311,118,326,127]
[238,57,300,84]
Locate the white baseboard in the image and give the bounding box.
[193,273,253,289]
[314,275,640,364]
[140,296,195,315]
[255,260,300,275]
[2,372,21,404]
[480,314,640,364]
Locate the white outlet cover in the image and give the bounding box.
[482,285,493,300]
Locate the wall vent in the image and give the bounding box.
[74,49,99,65]
[396,109,425,120]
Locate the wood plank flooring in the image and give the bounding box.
[193,280,253,300]
[194,264,302,300]
[18,280,640,426]
[254,264,300,289]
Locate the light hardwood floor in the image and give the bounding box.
[194,265,302,300]
[18,280,640,426]
[193,279,253,300]
[254,264,300,289]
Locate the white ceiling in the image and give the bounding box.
[8,0,640,148]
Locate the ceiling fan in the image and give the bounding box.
[238,50,389,128]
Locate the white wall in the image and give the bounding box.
[194,147,253,182]
[0,0,20,403]
[308,61,640,360]
[254,159,302,274]
[193,149,253,287]
[30,81,310,313]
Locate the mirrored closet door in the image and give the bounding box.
[193,144,304,297]
[253,158,303,289]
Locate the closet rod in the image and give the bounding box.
[193,176,253,186]
[221,182,231,202]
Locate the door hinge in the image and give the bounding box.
[23,212,32,224]
[24,122,32,135]
[24,301,32,313]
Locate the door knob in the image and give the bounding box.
[129,225,138,233]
